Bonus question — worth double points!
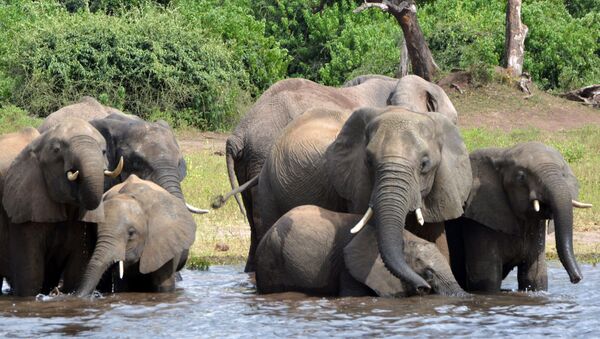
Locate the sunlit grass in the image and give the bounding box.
[181,150,249,266]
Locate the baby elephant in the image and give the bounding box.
[446,142,591,292]
[256,205,464,297]
[77,175,197,295]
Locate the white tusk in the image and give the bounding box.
[104,156,124,178]
[415,208,424,226]
[67,170,79,181]
[350,207,373,234]
[572,199,593,209]
[119,260,124,279]
[533,200,540,212]
[186,203,210,214]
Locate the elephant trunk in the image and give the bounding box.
[373,162,431,294]
[76,224,122,296]
[71,136,105,210]
[544,172,582,283]
[154,163,185,201]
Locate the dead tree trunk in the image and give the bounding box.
[503,0,528,77]
[355,0,438,81]
[396,38,410,78]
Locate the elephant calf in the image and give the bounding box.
[77,175,197,296]
[256,205,465,297]
[446,142,591,292]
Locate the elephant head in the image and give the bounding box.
[77,175,197,296]
[2,118,121,223]
[390,75,458,124]
[344,225,465,297]
[91,116,187,198]
[325,106,471,293]
[465,142,587,284]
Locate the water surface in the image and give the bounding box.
[0,262,598,337]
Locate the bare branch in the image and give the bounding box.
[354,2,389,13]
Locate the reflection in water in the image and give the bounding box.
[0,262,598,337]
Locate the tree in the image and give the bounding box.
[355,0,438,80]
[503,0,528,77]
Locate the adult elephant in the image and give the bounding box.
[0,127,41,293]
[256,106,471,291]
[77,175,196,296]
[256,205,465,297]
[222,74,457,271]
[89,114,206,214]
[446,142,590,292]
[38,96,131,133]
[2,118,122,296]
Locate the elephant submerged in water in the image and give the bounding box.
[221,75,458,272]
[77,175,197,296]
[255,106,471,292]
[1,118,123,296]
[446,142,591,292]
[256,205,465,297]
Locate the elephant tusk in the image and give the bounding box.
[119,260,124,279]
[415,208,424,226]
[104,156,124,178]
[67,170,79,181]
[186,203,210,214]
[572,199,593,209]
[533,200,540,212]
[350,207,373,234]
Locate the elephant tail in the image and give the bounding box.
[212,154,257,212]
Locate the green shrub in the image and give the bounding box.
[523,2,600,90]
[1,2,253,130]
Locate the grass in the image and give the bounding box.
[0,104,42,133]
[182,125,600,267]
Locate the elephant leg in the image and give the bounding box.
[9,223,46,296]
[62,222,95,293]
[464,226,503,292]
[445,219,467,290]
[518,226,548,291]
[339,268,375,297]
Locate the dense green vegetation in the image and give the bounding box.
[0,0,598,130]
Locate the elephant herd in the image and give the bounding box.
[0,97,205,297]
[0,74,592,300]
[218,74,592,297]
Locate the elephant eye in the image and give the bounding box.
[516,170,526,183]
[128,227,137,239]
[420,156,431,173]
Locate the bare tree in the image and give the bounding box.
[355,0,438,81]
[503,0,528,77]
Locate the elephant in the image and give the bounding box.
[76,175,196,295]
[0,127,40,293]
[221,74,457,272]
[1,118,122,296]
[445,142,591,292]
[256,205,465,297]
[255,106,471,292]
[38,96,131,133]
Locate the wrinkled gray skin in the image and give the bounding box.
[226,74,457,272]
[77,175,196,296]
[256,205,465,297]
[0,127,41,294]
[257,106,471,293]
[38,96,133,133]
[446,142,583,292]
[1,119,110,296]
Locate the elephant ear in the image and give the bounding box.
[463,148,520,235]
[326,107,383,213]
[138,187,197,274]
[2,140,68,223]
[420,113,472,223]
[344,226,409,297]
